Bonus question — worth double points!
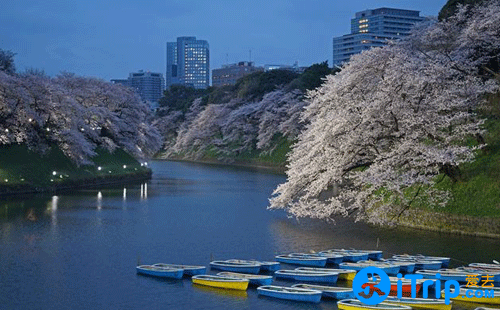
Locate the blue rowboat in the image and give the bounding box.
[393,254,449,268]
[292,284,354,299]
[275,254,327,267]
[226,259,280,272]
[315,253,344,265]
[257,285,322,303]
[357,260,402,276]
[295,267,357,281]
[152,263,206,276]
[469,263,500,271]
[217,272,273,286]
[345,249,383,261]
[456,267,500,282]
[339,262,400,276]
[416,269,477,282]
[274,269,338,284]
[391,257,442,270]
[210,261,261,274]
[136,265,183,279]
[382,259,416,273]
[320,249,368,262]
[338,299,412,310]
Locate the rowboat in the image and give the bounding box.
[456,267,500,282]
[275,254,327,267]
[209,261,261,274]
[382,259,416,273]
[384,296,452,310]
[339,262,401,276]
[191,274,249,291]
[226,259,280,272]
[345,249,384,261]
[274,269,338,284]
[474,308,500,310]
[295,267,357,281]
[442,286,500,305]
[338,299,412,310]
[416,269,480,282]
[320,249,368,262]
[257,285,322,303]
[136,265,183,279]
[152,263,206,276]
[469,263,500,271]
[391,257,443,270]
[315,252,344,264]
[216,272,273,286]
[393,254,450,268]
[292,283,354,299]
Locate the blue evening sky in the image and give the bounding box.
[1,0,447,81]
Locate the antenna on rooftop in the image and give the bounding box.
[225,53,228,65]
[249,49,252,63]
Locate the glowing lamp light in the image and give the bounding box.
[4,179,8,182]
[97,166,102,171]
[46,128,50,132]
[123,165,127,169]
[140,163,144,167]
[28,118,32,122]
[5,129,8,133]
[52,171,57,176]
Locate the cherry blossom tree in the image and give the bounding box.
[269,2,500,224]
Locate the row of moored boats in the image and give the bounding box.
[136,249,500,309]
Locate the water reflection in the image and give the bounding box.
[192,283,248,299]
[97,192,102,210]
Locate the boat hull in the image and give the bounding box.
[136,266,183,279]
[445,288,500,305]
[384,297,452,310]
[275,270,338,284]
[152,264,206,276]
[257,286,322,303]
[292,284,354,299]
[209,261,260,274]
[192,276,249,291]
[275,255,327,267]
[338,299,412,310]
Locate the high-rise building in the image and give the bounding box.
[166,36,210,89]
[111,70,165,108]
[212,61,263,87]
[332,8,425,67]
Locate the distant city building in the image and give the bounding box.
[332,7,425,67]
[264,62,307,73]
[111,70,165,109]
[166,36,210,89]
[212,61,264,87]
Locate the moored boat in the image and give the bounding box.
[384,296,452,310]
[382,259,416,273]
[152,263,206,276]
[469,263,500,271]
[257,285,322,303]
[456,266,500,282]
[209,260,261,274]
[191,274,249,291]
[391,256,443,270]
[136,265,183,279]
[337,299,412,310]
[320,249,368,262]
[366,276,424,296]
[274,269,338,284]
[216,272,273,286]
[443,286,500,305]
[346,249,384,261]
[292,283,354,299]
[275,254,327,267]
[339,262,400,276]
[295,267,357,281]
[226,259,280,272]
[393,254,450,268]
[315,252,344,264]
[416,269,480,282]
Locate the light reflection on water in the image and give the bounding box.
[0,160,498,310]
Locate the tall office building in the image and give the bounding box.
[111,70,165,108]
[166,36,210,89]
[212,61,263,87]
[332,8,425,67]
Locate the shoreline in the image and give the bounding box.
[0,170,152,197]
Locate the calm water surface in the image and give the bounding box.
[0,161,498,309]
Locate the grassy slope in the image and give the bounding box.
[0,144,150,189]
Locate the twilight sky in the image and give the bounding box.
[1,0,447,81]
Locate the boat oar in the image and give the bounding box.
[493,260,499,265]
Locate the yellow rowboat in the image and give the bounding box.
[295,267,357,281]
[338,299,412,310]
[191,275,249,291]
[443,286,500,305]
[384,296,452,310]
